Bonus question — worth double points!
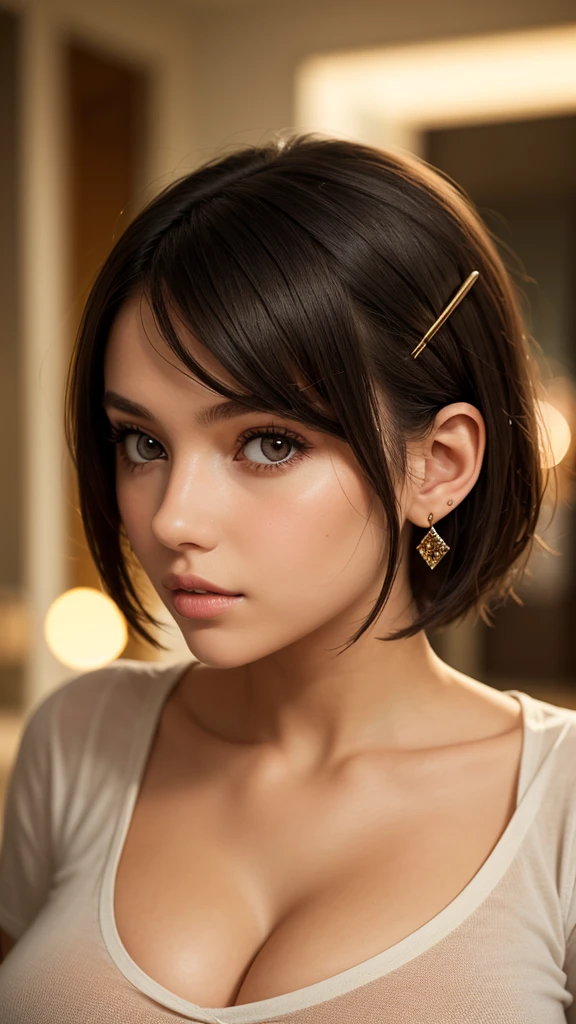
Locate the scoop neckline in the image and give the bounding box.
[98,664,562,1024]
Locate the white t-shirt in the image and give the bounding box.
[1,657,576,1023]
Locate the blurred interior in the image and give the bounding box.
[0,0,575,826]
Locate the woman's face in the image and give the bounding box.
[103,294,412,669]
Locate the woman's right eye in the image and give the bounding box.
[123,431,165,464]
[107,423,166,468]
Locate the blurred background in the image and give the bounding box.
[0,0,575,820]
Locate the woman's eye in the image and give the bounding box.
[124,432,165,463]
[242,435,298,465]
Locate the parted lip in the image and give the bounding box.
[163,572,242,596]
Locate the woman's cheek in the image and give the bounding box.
[116,477,152,548]
[247,476,367,586]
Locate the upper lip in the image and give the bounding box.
[163,572,242,596]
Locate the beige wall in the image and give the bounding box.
[189,0,576,156]
[0,10,20,593]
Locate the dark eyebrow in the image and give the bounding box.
[102,390,273,428]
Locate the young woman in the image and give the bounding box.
[1,133,576,1023]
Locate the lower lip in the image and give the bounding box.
[171,590,244,619]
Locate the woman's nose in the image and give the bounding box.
[150,459,222,550]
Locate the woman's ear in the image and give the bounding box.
[404,402,486,528]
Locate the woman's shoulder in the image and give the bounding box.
[22,658,191,769]
[53,655,185,706]
[509,687,576,732]
[508,688,576,784]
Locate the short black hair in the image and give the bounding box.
[65,132,547,653]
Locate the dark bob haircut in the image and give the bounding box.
[65,132,547,654]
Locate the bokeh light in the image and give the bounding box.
[44,587,128,670]
[537,398,572,470]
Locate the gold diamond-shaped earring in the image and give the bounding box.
[416,512,450,570]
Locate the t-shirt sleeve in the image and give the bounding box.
[562,795,576,1022]
[565,924,576,1022]
[0,688,61,939]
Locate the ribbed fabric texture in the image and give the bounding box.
[1,658,576,1023]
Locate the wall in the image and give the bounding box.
[0,9,22,706]
[189,0,576,156]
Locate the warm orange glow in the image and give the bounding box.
[296,25,576,145]
[537,399,572,470]
[44,587,128,670]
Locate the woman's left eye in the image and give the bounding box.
[236,427,312,473]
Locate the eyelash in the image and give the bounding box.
[104,421,313,475]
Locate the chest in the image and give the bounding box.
[113,714,523,1010]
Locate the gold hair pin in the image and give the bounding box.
[411,270,480,360]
